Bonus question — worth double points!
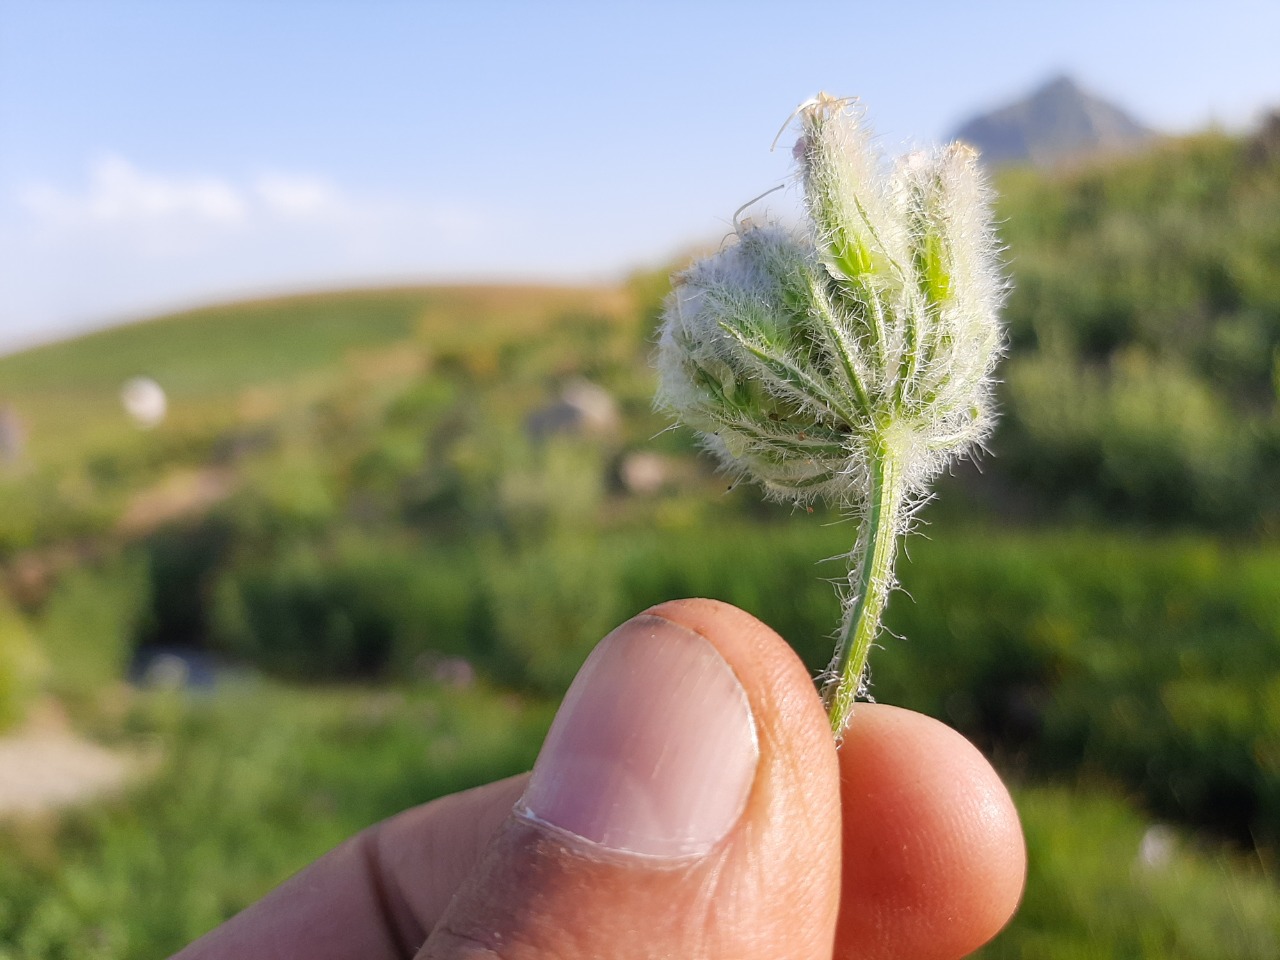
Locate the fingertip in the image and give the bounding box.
[643,598,828,730]
[642,599,842,860]
[835,704,1025,960]
[424,599,844,959]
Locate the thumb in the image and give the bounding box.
[421,598,841,960]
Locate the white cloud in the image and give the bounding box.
[13,156,388,264]
[0,154,523,350]
[253,173,344,219]
[17,159,371,242]
[21,155,250,227]
[11,156,558,274]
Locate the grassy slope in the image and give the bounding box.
[0,236,1277,954]
[0,284,627,469]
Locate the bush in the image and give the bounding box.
[991,128,1280,529]
[1001,352,1256,524]
[0,469,120,557]
[132,518,234,655]
[611,520,847,671]
[484,535,623,694]
[0,601,42,730]
[37,556,150,707]
[210,536,492,680]
[873,532,1280,849]
[211,539,403,679]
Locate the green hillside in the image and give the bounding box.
[992,125,1280,529]
[2,121,1280,957]
[0,285,627,470]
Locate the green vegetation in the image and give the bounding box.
[3,679,1274,960]
[994,129,1280,529]
[880,532,1280,851]
[1,120,1278,956]
[0,602,41,731]
[0,681,550,959]
[980,786,1280,960]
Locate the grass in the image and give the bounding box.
[0,679,552,959]
[0,679,1276,959]
[982,784,1280,959]
[0,285,627,471]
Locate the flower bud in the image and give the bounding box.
[655,94,1007,733]
[656,94,1004,506]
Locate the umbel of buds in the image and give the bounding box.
[656,93,1005,737]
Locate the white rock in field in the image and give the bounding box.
[121,376,167,428]
[1136,824,1177,871]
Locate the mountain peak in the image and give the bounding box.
[1038,73,1083,96]
[951,75,1153,168]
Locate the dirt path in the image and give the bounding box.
[0,702,134,818]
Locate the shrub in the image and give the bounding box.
[0,601,42,730]
[211,539,402,679]
[209,536,491,680]
[484,535,623,695]
[1001,352,1255,524]
[37,556,150,707]
[874,532,1280,849]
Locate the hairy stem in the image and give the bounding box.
[822,439,902,737]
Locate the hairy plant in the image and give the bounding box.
[656,94,1005,736]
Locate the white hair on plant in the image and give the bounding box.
[656,93,1006,738]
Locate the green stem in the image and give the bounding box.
[822,440,902,737]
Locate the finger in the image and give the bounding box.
[171,774,529,960]
[834,704,1026,960]
[421,597,843,959]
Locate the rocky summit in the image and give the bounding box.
[951,74,1153,167]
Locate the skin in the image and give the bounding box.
[173,599,1026,960]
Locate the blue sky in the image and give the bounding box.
[2,0,1277,352]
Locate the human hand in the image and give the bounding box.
[172,599,1025,959]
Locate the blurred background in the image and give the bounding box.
[1,1,1278,956]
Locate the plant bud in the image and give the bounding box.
[655,94,1007,732]
[656,94,1005,508]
